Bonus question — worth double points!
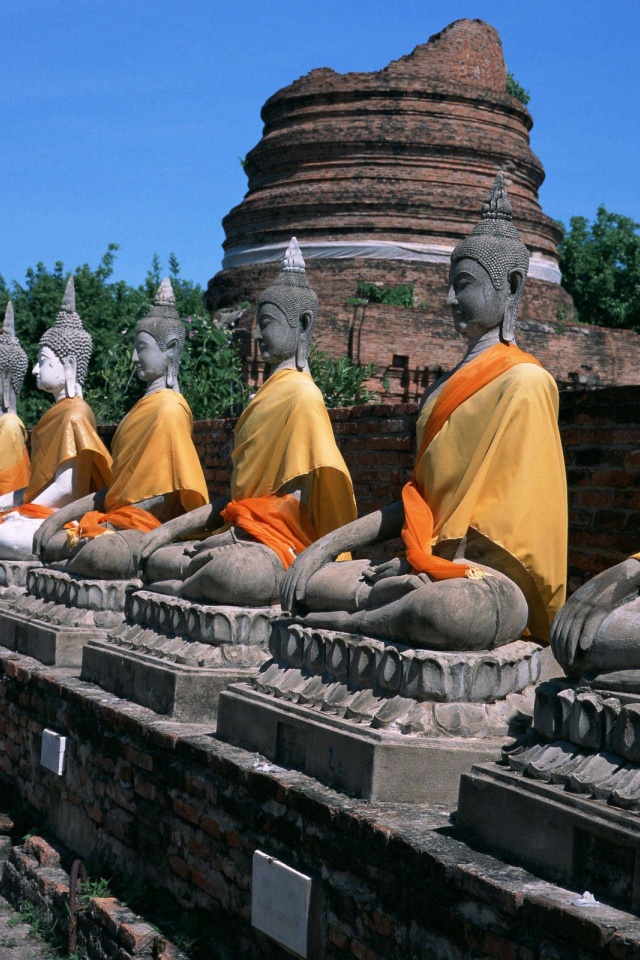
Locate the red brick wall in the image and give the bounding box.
[560,387,640,592]
[180,386,640,592]
[206,259,640,400]
[0,655,630,959]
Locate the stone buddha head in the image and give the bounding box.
[449,174,530,343]
[133,278,185,393]
[36,277,92,400]
[0,301,28,414]
[256,237,319,372]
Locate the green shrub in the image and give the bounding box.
[353,281,414,308]
[309,345,378,407]
[506,72,530,105]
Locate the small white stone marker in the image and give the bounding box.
[252,850,312,957]
[40,729,66,776]
[571,891,599,907]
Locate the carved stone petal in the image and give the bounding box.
[610,769,640,810]
[524,741,581,782]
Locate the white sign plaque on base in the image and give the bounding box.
[40,729,66,776]
[252,850,313,957]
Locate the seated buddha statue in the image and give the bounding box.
[281,176,568,651]
[0,280,112,560]
[0,302,30,499]
[139,238,357,607]
[551,558,640,676]
[33,279,209,579]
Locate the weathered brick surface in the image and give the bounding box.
[0,654,637,958]
[0,840,187,960]
[559,386,640,592]
[220,20,556,256]
[208,257,640,400]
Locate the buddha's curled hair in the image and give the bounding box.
[135,278,186,370]
[257,238,319,335]
[39,277,93,384]
[0,302,28,395]
[452,174,529,294]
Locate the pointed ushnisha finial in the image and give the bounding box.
[2,302,15,338]
[61,276,76,314]
[480,173,513,222]
[281,237,306,274]
[155,277,176,306]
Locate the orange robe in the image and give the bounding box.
[0,413,29,496]
[72,390,208,539]
[402,343,567,643]
[219,368,357,569]
[25,397,112,503]
[0,398,112,525]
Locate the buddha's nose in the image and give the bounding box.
[446,286,458,307]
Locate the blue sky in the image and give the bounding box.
[2,0,638,290]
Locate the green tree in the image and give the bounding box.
[0,246,248,425]
[1,246,378,426]
[558,206,640,330]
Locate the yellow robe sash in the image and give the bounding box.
[223,368,357,564]
[407,343,567,643]
[24,397,112,503]
[104,390,208,516]
[0,413,29,495]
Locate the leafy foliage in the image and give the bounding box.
[0,245,380,425]
[558,206,640,330]
[0,246,247,426]
[309,344,377,407]
[506,72,530,105]
[351,281,414,308]
[179,315,249,419]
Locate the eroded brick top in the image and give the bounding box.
[222,19,560,259]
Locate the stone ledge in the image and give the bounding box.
[458,761,640,913]
[81,640,262,721]
[82,595,278,719]
[217,682,511,802]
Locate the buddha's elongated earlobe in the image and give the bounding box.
[501,268,524,343]
[295,309,312,371]
[64,356,78,398]
[501,302,516,343]
[295,338,307,371]
[1,370,10,410]
[166,360,176,388]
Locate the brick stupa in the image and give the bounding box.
[207,19,574,396]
